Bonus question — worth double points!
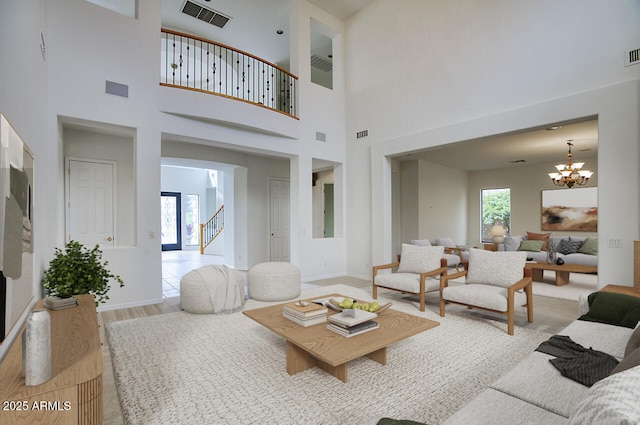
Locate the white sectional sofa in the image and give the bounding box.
[441,290,640,425]
[500,234,597,267]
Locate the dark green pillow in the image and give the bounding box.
[579,292,640,328]
[377,419,427,425]
[517,240,545,252]
[578,237,598,255]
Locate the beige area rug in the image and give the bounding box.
[106,284,550,425]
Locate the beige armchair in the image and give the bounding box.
[373,244,448,311]
[439,248,533,335]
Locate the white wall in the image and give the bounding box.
[348,1,640,287]
[30,0,350,311]
[0,0,48,361]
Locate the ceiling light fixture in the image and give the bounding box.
[548,140,594,188]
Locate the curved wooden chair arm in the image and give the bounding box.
[419,266,448,279]
[372,261,400,278]
[508,276,533,293]
[440,269,468,289]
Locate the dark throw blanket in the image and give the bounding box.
[535,335,619,387]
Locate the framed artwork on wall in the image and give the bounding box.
[0,113,35,343]
[541,187,597,232]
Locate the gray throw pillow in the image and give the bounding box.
[503,236,523,252]
[558,238,582,255]
[610,346,640,375]
[624,324,640,357]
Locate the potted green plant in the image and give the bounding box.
[41,240,124,305]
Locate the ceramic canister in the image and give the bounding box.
[22,309,52,386]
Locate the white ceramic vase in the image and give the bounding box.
[22,309,52,386]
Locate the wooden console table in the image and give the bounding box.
[0,295,103,424]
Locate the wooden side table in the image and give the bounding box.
[0,295,103,424]
[484,243,499,251]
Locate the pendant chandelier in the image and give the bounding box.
[548,140,593,188]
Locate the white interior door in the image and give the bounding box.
[67,158,115,246]
[269,179,290,262]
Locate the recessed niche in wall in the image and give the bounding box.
[62,119,136,247]
[312,158,342,238]
[310,18,335,90]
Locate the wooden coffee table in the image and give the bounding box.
[526,261,597,286]
[243,293,439,382]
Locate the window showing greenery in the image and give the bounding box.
[481,188,511,243]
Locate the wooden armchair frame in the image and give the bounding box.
[372,258,448,312]
[439,265,533,335]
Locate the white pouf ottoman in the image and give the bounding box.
[248,262,301,301]
[180,265,245,314]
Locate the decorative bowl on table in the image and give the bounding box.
[329,297,392,314]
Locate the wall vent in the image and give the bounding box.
[311,54,332,72]
[182,1,231,29]
[315,131,326,142]
[625,48,640,67]
[356,129,368,139]
[105,80,129,98]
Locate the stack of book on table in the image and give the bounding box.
[283,300,328,326]
[43,295,78,310]
[327,309,379,337]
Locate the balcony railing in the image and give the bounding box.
[161,29,298,119]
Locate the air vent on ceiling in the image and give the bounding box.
[311,54,332,72]
[625,48,640,67]
[182,1,231,29]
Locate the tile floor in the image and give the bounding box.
[161,250,226,298]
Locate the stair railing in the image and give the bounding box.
[161,28,298,119]
[200,205,224,254]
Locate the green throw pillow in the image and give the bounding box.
[579,292,640,328]
[517,240,545,252]
[578,237,598,255]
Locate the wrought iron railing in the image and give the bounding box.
[161,29,298,118]
[200,204,224,254]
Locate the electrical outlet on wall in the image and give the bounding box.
[608,238,621,248]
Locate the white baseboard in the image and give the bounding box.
[97,297,164,313]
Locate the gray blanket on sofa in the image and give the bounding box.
[536,335,619,386]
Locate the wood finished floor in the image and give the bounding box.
[99,274,578,425]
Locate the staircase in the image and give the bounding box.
[200,205,224,254]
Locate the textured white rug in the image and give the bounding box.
[106,284,550,425]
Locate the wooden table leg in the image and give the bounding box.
[366,346,387,365]
[555,271,570,286]
[286,341,316,375]
[286,341,349,382]
[531,268,544,282]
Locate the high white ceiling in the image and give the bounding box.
[161,0,373,67]
[160,1,599,171]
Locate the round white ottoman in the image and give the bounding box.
[248,262,301,301]
[180,265,245,314]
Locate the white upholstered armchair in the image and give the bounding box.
[439,248,534,335]
[373,244,448,312]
